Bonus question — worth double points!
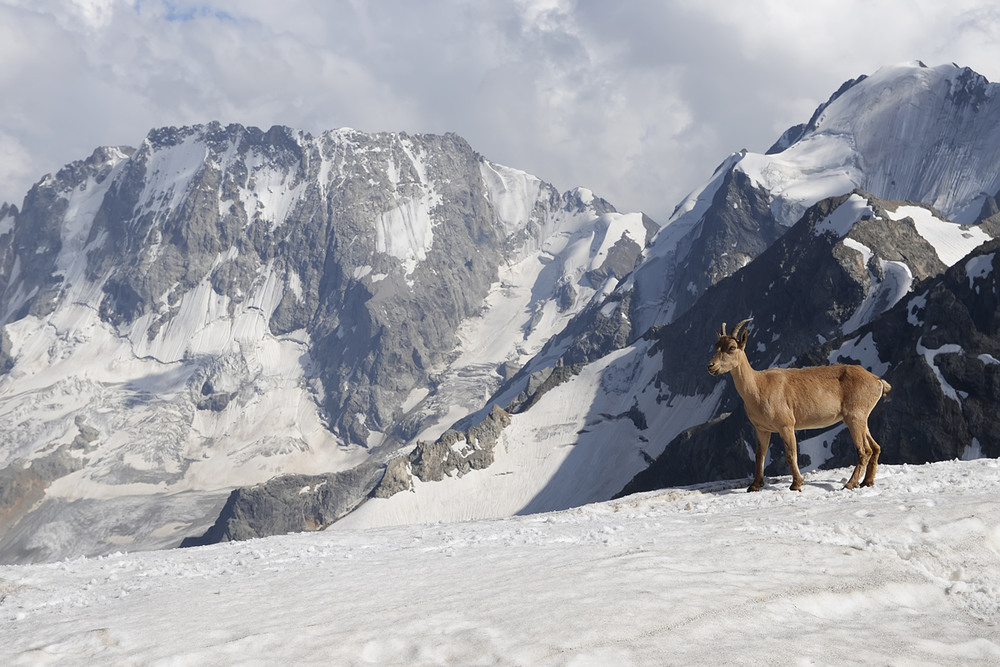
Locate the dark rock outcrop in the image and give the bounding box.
[617,411,753,495]
[374,404,512,497]
[184,404,513,546]
[181,461,384,546]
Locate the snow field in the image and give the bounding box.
[820,64,1000,222]
[2,458,998,665]
[136,134,209,216]
[886,204,991,266]
[336,347,631,528]
[374,188,442,279]
[830,332,890,375]
[231,151,307,232]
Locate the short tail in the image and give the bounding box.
[880,379,892,399]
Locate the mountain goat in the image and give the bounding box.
[707,319,891,492]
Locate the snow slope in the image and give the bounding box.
[338,343,724,529]
[2,458,998,665]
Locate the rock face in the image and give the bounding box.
[660,168,787,321]
[79,126,529,445]
[0,123,636,562]
[617,411,753,495]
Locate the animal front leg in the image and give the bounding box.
[747,428,770,492]
[777,426,803,491]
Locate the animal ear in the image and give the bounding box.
[737,329,749,348]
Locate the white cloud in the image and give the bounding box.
[0,131,33,200]
[2,0,1000,222]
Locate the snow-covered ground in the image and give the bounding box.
[3,458,999,665]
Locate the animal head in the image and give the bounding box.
[707,318,752,376]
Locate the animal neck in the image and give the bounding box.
[728,353,759,400]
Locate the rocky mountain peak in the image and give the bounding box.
[0,123,634,562]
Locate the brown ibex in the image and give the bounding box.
[707,318,891,492]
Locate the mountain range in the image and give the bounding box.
[2,61,999,563]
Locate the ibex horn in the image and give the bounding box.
[732,317,753,338]
[718,322,728,338]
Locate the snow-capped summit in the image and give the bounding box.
[630,61,1000,332]
[756,61,1000,224]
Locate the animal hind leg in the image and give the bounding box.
[844,418,872,490]
[861,431,881,487]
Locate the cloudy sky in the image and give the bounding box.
[2,0,1000,222]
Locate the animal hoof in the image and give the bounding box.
[789,483,802,492]
[861,480,876,488]
[843,481,858,490]
[747,484,762,493]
